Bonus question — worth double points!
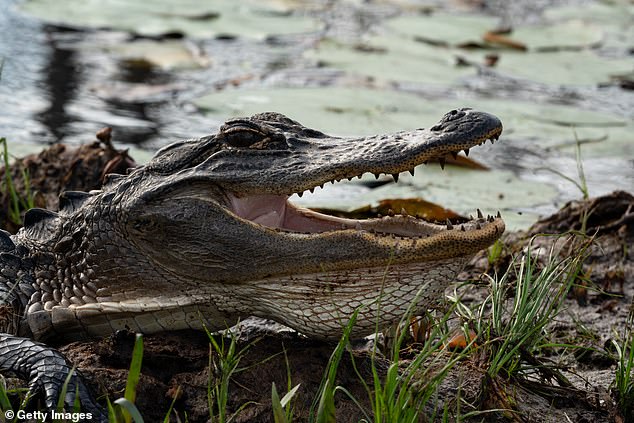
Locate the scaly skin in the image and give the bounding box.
[0,109,503,418]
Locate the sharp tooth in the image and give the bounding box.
[423,161,428,165]
[309,188,314,194]
[463,148,470,156]
[477,209,483,219]
[320,184,324,189]
[460,225,465,232]
[469,214,474,220]
[497,211,502,218]
[374,173,380,179]
[297,191,303,197]
[392,173,399,183]
[446,219,453,230]
[409,168,415,176]
[450,152,458,159]
[387,209,395,217]
[347,177,353,181]
[439,158,446,169]
[401,208,408,216]
[336,178,341,183]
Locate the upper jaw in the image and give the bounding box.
[193,109,502,196]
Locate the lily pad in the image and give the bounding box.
[508,20,604,51]
[543,3,634,51]
[492,49,633,85]
[19,0,321,39]
[107,40,210,70]
[312,197,463,221]
[545,3,634,26]
[304,36,474,85]
[385,12,499,46]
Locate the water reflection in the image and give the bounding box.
[38,25,80,142]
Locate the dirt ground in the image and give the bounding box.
[4,143,632,422]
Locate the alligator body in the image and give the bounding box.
[0,109,503,419]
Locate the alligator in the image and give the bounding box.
[0,109,503,420]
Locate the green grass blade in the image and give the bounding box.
[162,386,181,423]
[106,397,120,423]
[54,365,76,419]
[114,398,145,423]
[0,139,22,225]
[313,309,359,423]
[316,379,335,423]
[122,334,144,423]
[0,376,12,413]
[271,383,287,423]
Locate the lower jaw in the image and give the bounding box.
[51,257,468,341]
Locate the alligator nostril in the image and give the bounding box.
[450,110,457,115]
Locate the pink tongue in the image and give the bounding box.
[229,194,288,228]
[229,193,344,233]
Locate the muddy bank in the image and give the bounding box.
[0,130,134,233]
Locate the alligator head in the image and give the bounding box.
[19,109,503,340]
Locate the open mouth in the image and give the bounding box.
[228,191,502,237]
[225,127,504,242]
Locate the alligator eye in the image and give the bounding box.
[220,123,267,148]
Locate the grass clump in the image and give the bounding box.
[447,233,591,419]
[364,310,460,423]
[479,236,584,380]
[611,304,634,422]
[0,138,36,227]
[310,287,466,423]
[205,326,255,423]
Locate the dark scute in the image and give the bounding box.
[24,208,59,229]
[53,236,74,253]
[59,191,92,213]
[0,230,15,251]
[0,252,22,269]
[23,209,60,242]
